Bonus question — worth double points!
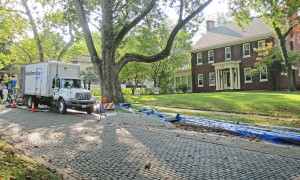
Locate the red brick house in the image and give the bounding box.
[191,18,300,93]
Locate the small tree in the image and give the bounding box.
[252,42,300,90]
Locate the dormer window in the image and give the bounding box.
[225,47,231,60]
[208,50,214,63]
[243,43,251,58]
[197,52,202,65]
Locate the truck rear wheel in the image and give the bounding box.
[26,96,33,109]
[58,99,67,114]
[86,106,93,114]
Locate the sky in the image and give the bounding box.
[194,0,229,43]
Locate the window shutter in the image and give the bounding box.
[192,53,197,66]
[231,46,234,59]
[203,51,207,64]
[240,45,243,57]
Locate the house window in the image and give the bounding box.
[208,50,214,63]
[175,77,180,86]
[197,52,202,65]
[257,40,265,55]
[243,43,250,57]
[244,68,252,83]
[225,47,231,60]
[188,75,192,90]
[260,66,268,82]
[198,74,204,87]
[281,67,287,76]
[209,72,215,86]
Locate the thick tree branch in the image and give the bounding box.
[73,0,100,64]
[116,0,213,72]
[6,39,32,63]
[112,0,157,52]
[0,7,26,14]
[22,0,44,62]
[283,26,294,39]
[179,0,183,22]
[56,21,75,62]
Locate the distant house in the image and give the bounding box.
[191,18,300,93]
[71,54,93,71]
[174,63,192,92]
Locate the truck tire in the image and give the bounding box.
[86,106,93,114]
[34,99,39,109]
[58,99,67,114]
[26,96,33,109]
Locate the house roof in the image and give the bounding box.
[192,18,274,52]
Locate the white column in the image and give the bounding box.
[230,67,234,89]
[220,70,223,90]
[215,69,219,90]
[237,66,241,89]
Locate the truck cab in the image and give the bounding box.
[52,77,95,114]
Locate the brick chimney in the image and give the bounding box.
[206,20,215,31]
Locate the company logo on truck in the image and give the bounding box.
[26,70,42,80]
[26,71,41,76]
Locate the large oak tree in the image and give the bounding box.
[72,0,212,103]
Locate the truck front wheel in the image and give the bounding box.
[86,106,93,114]
[58,99,67,114]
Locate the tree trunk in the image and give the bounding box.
[22,0,44,62]
[279,37,296,91]
[101,0,125,103]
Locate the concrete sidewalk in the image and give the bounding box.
[0,106,300,179]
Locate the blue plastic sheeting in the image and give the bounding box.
[117,103,185,123]
[185,117,300,145]
[116,103,300,145]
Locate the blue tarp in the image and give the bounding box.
[116,103,300,145]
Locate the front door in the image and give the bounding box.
[223,70,231,89]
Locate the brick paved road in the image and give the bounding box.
[0,107,300,179]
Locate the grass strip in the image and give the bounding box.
[0,138,60,180]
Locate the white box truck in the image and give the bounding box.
[21,61,95,114]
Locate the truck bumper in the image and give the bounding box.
[65,100,95,108]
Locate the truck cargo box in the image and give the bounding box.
[22,62,80,97]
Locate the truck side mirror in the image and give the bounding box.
[88,81,91,90]
[52,85,55,88]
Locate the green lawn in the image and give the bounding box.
[0,139,59,180]
[125,91,300,118]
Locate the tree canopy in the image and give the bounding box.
[73,0,212,102]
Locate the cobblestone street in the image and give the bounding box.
[1,106,300,179]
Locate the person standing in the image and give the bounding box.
[2,74,9,88]
[10,75,17,93]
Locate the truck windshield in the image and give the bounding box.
[61,79,83,89]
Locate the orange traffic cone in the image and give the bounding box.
[31,102,35,112]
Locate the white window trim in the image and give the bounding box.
[208,50,214,63]
[198,74,204,87]
[257,40,265,55]
[209,72,215,86]
[244,68,252,83]
[243,43,251,58]
[225,47,231,60]
[197,52,203,65]
[281,67,287,76]
[260,66,268,82]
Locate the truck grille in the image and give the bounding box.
[75,92,91,100]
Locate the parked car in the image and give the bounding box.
[0,82,6,99]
